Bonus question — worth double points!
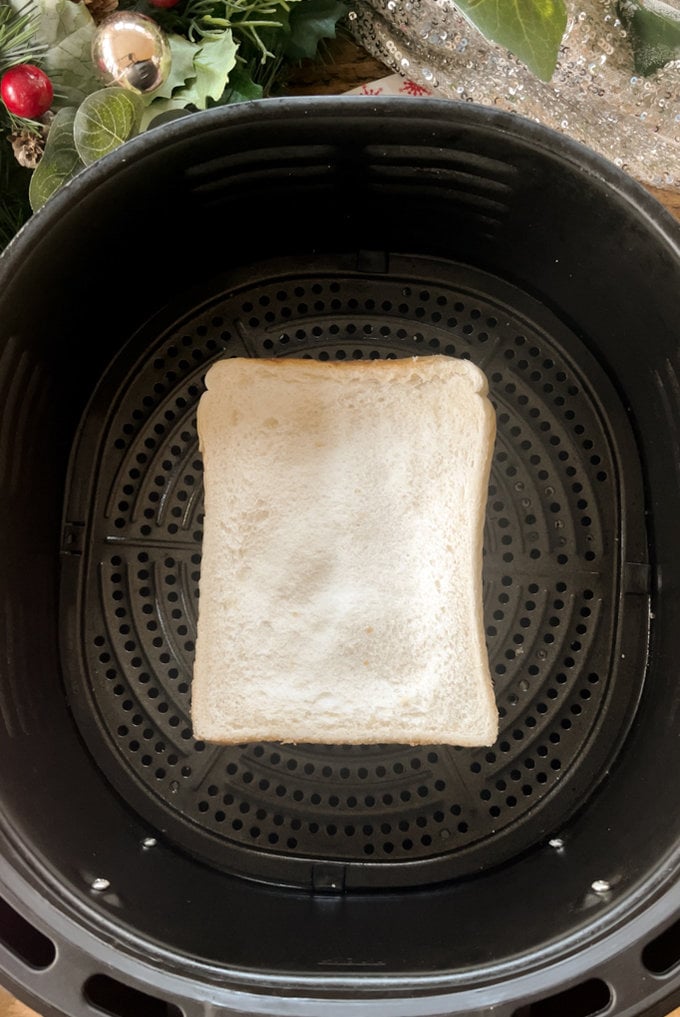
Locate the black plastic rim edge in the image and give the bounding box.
[0,827,680,1015]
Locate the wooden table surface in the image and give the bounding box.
[1,31,680,1017]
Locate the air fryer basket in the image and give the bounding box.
[0,96,679,1017]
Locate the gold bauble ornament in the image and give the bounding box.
[92,11,171,94]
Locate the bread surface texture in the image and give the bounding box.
[191,355,498,746]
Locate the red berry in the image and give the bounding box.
[1,65,53,119]
[148,0,181,7]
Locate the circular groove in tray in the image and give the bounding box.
[61,256,647,889]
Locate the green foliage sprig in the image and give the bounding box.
[0,0,46,73]
[454,0,680,83]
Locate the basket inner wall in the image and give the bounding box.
[0,102,678,980]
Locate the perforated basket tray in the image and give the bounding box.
[0,97,679,1017]
[60,254,647,891]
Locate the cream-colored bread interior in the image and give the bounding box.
[191,356,497,746]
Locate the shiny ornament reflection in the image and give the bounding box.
[92,11,171,94]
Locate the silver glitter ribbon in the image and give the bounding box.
[350,0,680,186]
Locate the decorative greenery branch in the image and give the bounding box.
[455,0,680,82]
[0,1,46,73]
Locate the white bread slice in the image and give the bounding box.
[191,355,498,746]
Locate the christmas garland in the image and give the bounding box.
[0,0,346,250]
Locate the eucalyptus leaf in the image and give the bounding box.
[28,107,84,212]
[284,0,346,59]
[618,0,680,75]
[33,0,93,44]
[33,0,101,104]
[74,87,143,166]
[455,0,567,81]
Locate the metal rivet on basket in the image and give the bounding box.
[142,836,157,849]
[591,878,611,894]
[91,877,110,892]
[548,837,564,849]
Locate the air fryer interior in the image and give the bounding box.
[1,97,680,1014]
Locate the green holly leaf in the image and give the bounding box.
[284,0,346,59]
[617,0,680,75]
[32,0,101,106]
[455,0,567,81]
[28,106,84,212]
[73,86,144,165]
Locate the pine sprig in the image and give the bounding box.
[0,1,47,75]
[0,1,45,250]
[0,1,48,135]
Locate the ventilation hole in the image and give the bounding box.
[511,978,611,1017]
[642,915,680,974]
[0,896,56,969]
[84,975,183,1017]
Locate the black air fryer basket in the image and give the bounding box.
[0,95,679,1017]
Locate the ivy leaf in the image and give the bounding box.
[149,32,199,101]
[140,26,238,127]
[190,25,239,104]
[144,107,194,130]
[455,0,567,81]
[617,0,680,75]
[73,87,144,165]
[284,0,346,59]
[139,94,193,130]
[138,33,202,129]
[28,107,84,212]
[222,64,264,103]
[32,0,101,106]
